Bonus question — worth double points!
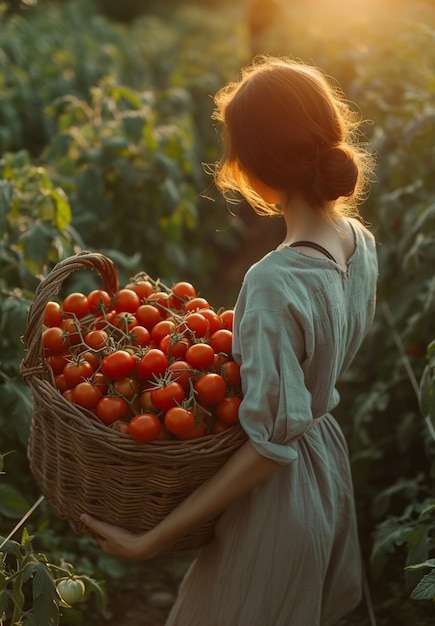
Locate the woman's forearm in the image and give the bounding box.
[148,439,278,555]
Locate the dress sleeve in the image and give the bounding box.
[232,294,313,465]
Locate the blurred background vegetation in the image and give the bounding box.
[1,0,435,623]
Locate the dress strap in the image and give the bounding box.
[289,241,337,263]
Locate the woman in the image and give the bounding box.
[81,56,378,625]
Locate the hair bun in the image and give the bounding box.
[314,145,359,202]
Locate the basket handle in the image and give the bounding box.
[21,251,119,383]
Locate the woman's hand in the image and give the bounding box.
[80,514,162,561]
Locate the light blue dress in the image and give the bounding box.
[166,218,378,626]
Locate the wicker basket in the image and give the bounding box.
[20,252,248,552]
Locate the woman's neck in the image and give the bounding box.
[279,195,336,245]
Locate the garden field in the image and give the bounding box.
[1,0,435,623]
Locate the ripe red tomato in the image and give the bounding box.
[87,289,112,314]
[164,407,196,438]
[211,420,232,434]
[209,329,233,357]
[148,291,170,312]
[139,390,156,412]
[221,360,242,388]
[84,330,108,351]
[151,320,176,345]
[150,381,185,411]
[220,309,234,331]
[136,304,162,330]
[55,373,70,393]
[128,413,161,442]
[72,381,102,409]
[159,334,189,360]
[136,349,168,380]
[43,327,68,356]
[63,359,95,387]
[167,360,194,391]
[194,373,226,405]
[114,289,141,313]
[169,281,197,309]
[184,297,210,312]
[96,396,129,425]
[62,388,75,403]
[199,308,221,334]
[178,422,207,440]
[130,325,151,347]
[44,301,62,327]
[215,396,242,424]
[124,280,154,301]
[101,350,135,380]
[62,317,82,346]
[80,351,100,370]
[113,377,140,400]
[182,313,209,339]
[46,354,68,375]
[111,312,138,332]
[62,292,89,319]
[92,372,109,395]
[186,343,215,369]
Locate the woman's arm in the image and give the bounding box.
[80,439,278,560]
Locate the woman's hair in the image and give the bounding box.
[212,56,375,218]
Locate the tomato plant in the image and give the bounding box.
[57,578,86,605]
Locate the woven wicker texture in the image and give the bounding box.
[21,252,247,551]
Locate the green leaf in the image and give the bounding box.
[22,561,59,625]
[371,517,414,577]
[410,569,435,600]
[406,558,435,571]
[0,482,30,518]
[419,361,435,419]
[51,187,72,231]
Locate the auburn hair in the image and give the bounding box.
[212,56,374,217]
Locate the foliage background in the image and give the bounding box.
[1,0,435,623]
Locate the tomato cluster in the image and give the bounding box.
[42,276,242,443]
